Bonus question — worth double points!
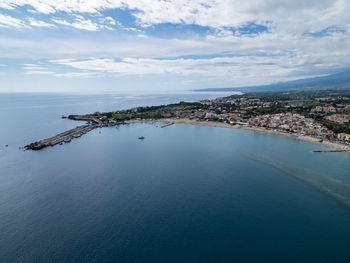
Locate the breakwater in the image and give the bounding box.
[24,124,100,150]
[313,150,349,153]
[24,114,126,150]
[160,122,174,128]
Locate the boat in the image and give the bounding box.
[138,136,145,140]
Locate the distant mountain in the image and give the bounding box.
[195,70,350,93]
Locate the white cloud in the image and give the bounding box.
[2,0,350,90]
[3,0,350,34]
[21,62,99,78]
[0,14,27,28]
[2,26,350,87]
[0,2,15,9]
[104,16,117,26]
[51,19,70,27]
[0,0,119,14]
[54,72,98,78]
[22,63,54,75]
[136,34,148,38]
[71,15,98,31]
[53,15,98,31]
[22,63,47,70]
[49,48,349,86]
[28,18,54,28]
[25,70,54,75]
[0,14,55,29]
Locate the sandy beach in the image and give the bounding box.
[165,118,350,152]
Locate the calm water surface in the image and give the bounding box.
[1,93,350,262]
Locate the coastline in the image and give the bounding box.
[165,118,350,152]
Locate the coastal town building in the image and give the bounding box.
[204,112,218,120]
[337,133,350,142]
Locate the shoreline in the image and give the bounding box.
[165,118,350,152]
[24,116,350,152]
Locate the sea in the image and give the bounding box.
[1,92,350,263]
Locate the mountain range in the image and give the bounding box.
[195,70,350,93]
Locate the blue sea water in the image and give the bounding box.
[1,93,350,262]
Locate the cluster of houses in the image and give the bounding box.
[128,93,350,144]
[173,109,247,125]
[200,97,271,109]
[311,106,337,114]
[311,105,350,115]
[170,96,350,143]
[325,114,350,124]
[247,113,334,139]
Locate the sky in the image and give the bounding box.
[0,0,350,93]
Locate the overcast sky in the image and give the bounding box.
[0,0,349,93]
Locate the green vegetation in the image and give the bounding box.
[111,102,202,121]
[316,118,350,134]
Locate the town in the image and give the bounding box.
[25,89,350,150]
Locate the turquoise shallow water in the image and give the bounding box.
[1,93,350,262]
